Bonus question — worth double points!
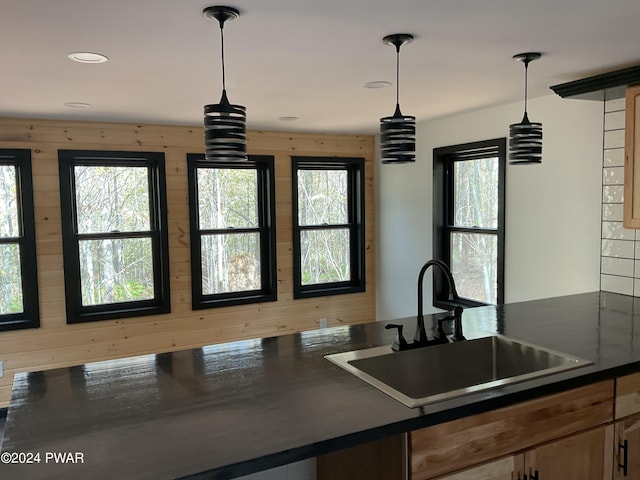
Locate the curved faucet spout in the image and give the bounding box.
[416,259,460,344]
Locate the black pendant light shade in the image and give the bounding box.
[380,34,415,164]
[203,6,247,161]
[509,52,542,165]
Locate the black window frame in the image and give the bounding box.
[0,149,40,331]
[187,154,277,309]
[433,138,506,308]
[58,150,170,324]
[291,156,365,299]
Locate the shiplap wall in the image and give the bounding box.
[0,117,376,407]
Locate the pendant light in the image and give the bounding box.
[203,6,247,161]
[380,34,416,164]
[509,52,542,165]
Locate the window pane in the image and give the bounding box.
[201,233,260,294]
[301,229,350,285]
[75,166,150,234]
[197,168,258,229]
[0,243,23,314]
[0,165,20,238]
[297,170,348,226]
[453,158,498,229]
[79,238,154,306]
[450,232,497,304]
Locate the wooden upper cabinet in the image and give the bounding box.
[624,84,640,228]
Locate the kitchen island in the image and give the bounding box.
[1,291,640,479]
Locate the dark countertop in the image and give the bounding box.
[2,291,640,479]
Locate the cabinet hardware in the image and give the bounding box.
[618,439,629,476]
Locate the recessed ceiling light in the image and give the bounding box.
[67,52,109,64]
[278,116,299,121]
[64,102,92,109]
[364,81,392,89]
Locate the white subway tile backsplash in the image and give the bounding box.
[605,111,626,131]
[600,96,637,297]
[602,239,634,259]
[603,203,624,222]
[603,166,624,185]
[601,274,634,295]
[603,185,624,204]
[605,97,625,113]
[602,221,635,240]
[604,149,625,167]
[602,257,634,276]
[604,130,625,149]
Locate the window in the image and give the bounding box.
[433,138,505,306]
[58,150,170,324]
[292,156,365,299]
[187,154,277,309]
[0,149,39,331]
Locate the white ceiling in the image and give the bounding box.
[3,0,640,134]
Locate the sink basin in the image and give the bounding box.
[325,334,592,408]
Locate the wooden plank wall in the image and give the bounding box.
[0,117,376,407]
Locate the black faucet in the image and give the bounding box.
[386,260,464,351]
[416,259,463,344]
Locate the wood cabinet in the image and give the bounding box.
[433,426,613,480]
[522,426,613,480]
[613,373,640,478]
[409,381,613,479]
[623,84,640,228]
[318,377,640,479]
[614,414,640,479]
[432,456,521,480]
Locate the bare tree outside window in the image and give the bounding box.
[0,244,23,314]
[433,139,505,307]
[197,167,260,294]
[292,157,365,299]
[74,166,154,306]
[0,149,39,330]
[297,169,350,285]
[187,154,277,309]
[450,158,499,304]
[0,165,23,314]
[59,150,170,324]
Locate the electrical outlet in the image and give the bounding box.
[319,318,328,329]
[0,360,3,378]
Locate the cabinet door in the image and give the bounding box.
[624,84,640,228]
[433,455,523,480]
[524,426,613,480]
[614,414,640,479]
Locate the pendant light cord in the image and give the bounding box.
[523,60,529,115]
[219,23,226,91]
[395,46,401,106]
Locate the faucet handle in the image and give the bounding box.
[385,324,409,351]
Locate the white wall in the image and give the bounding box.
[376,93,604,321]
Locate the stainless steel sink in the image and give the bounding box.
[325,334,592,408]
